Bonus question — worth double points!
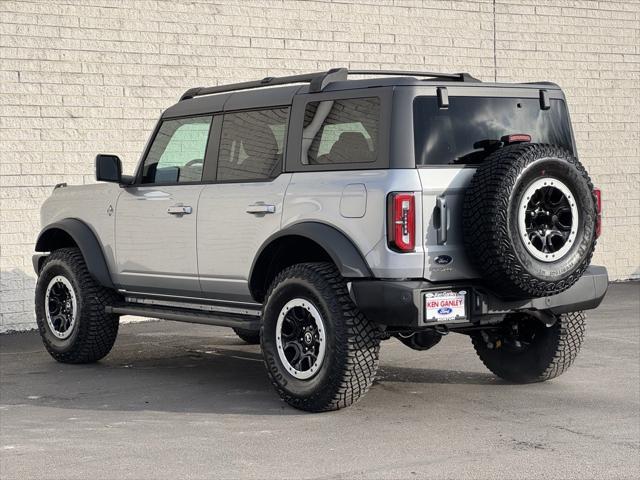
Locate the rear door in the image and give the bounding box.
[414,93,575,281]
[114,115,213,295]
[197,107,291,303]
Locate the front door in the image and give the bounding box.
[197,107,291,303]
[114,115,213,295]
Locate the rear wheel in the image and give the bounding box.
[261,262,380,412]
[233,327,260,345]
[35,248,120,364]
[471,311,586,383]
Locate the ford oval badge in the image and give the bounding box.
[434,255,452,265]
[438,307,453,315]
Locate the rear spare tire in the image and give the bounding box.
[463,143,597,299]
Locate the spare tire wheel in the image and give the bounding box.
[463,143,598,299]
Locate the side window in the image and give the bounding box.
[141,116,212,184]
[216,108,289,182]
[302,97,380,165]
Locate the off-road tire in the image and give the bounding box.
[463,143,597,299]
[233,327,260,345]
[261,262,380,412]
[471,311,586,383]
[35,248,119,364]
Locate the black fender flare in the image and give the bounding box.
[250,222,372,287]
[35,218,115,289]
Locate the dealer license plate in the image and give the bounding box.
[424,290,467,323]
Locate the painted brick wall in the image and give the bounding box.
[1,0,638,331]
[494,0,639,285]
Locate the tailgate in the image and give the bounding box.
[418,168,479,282]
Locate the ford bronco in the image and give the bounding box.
[34,68,608,411]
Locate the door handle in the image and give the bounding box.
[435,196,448,245]
[246,204,276,214]
[167,205,192,215]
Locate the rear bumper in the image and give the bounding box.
[348,265,608,328]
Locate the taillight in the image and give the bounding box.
[594,188,602,238]
[388,192,415,252]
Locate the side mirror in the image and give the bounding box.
[96,154,122,183]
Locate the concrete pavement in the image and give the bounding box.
[1,282,638,479]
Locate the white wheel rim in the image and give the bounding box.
[44,275,78,339]
[276,298,326,380]
[518,177,579,262]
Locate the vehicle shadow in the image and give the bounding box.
[2,326,497,417]
[2,340,299,416]
[377,365,499,385]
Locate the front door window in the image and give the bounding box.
[141,116,213,184]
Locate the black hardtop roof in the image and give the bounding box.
[162,68,561,119]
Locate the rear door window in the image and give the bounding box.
[302,97,380,165]
[216,108,289,182]
[413,97,573,166]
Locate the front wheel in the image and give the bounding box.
[35,248,120,364]
[261,263,381,412]
[471,311,586,383]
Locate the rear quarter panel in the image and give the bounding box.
[282,169,425,278]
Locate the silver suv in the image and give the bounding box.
[34,68,608,411]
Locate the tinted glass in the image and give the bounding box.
[302,97,380,165]
[413,97,573,165]
[142,116,212,183]
[216,108,289,182]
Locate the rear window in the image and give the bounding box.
[413,97,573,166]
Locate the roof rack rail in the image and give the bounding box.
[179,67,479,101]
[180,68,348,101]
[348,70,479,82]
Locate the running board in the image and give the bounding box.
[106,305,261,331]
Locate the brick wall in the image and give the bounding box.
[1,0,638,331]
